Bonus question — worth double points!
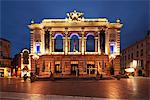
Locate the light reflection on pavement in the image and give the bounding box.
[0,77,149,100]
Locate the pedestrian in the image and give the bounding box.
[50,71,54,81]
[30,72,34,83]
[23,74,28,81]
[100,74,103,80]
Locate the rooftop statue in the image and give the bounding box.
[67,10,84,21]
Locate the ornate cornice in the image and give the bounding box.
[28,11,123,29]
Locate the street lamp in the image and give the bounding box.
[32,54,39,75]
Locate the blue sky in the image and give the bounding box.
[1,0,149,57]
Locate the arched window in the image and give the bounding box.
[54,34,63,52]
[70,33,79,52]
[86,34,95,52]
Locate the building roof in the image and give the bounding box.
[121,31,149,52]
[28,10,123,30]
[0,38,10,43]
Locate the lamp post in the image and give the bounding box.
[32,54,39,75]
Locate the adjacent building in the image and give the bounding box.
[24,10,123,78]
[0,38,11,77]
[12,48,30,77]
[121,31,150,77]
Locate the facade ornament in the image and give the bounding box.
[31,19,34,24]
[66,10,84,21]
[116,18,120,23]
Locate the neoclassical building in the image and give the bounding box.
[28,10,123,77]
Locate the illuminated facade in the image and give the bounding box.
[12,49,31,77]
[28,10,123,77]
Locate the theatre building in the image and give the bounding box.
[27,11,123,77]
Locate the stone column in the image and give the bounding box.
[105,29,109,55]
[49,31,52,54]
[52,38,54,52]
[84,38,86,52]
[81,29,85,55]
[65,28,68,55]
[68,38,70,52]
[41,30,45,54]
[79,38,81,52]
[98,31,101,55]
[30,30,34,54]
[63,37,65,52]
[95,37,98,52]
[116,29,121,55]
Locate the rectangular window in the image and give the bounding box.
[110,45,114,54]
[140,49,143,56]
[137,45,138,49]
[131,53,133,59]
[110,42,115,54]
[36,43,40,54]
[0,51,3,56]
[141,60,144,68]
[55,64,62,73]
[36,46,40,53]
[128,54,130,60]
[141,43,143,47]
[137,51,139,57]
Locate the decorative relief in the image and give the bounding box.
[23,50,29,64]
[109,29,116,42]
[34,30,41,42]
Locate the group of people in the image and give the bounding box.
[23,72,37,82]
[23,71,54,82]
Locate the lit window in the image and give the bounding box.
[110,45,114,54]
[110,42,115,54]
[36,43,40,54]
[55,64,62,73]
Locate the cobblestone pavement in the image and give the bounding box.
[0,77,149,100]
[0,92,125,100]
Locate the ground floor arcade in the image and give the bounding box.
[30,55,120,77]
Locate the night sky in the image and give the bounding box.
[1,0,149,57]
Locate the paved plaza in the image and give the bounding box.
[0,77,149,100]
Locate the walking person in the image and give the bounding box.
[50,71,54,81]
[23,73,28,81]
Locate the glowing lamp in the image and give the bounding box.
[125,68,135,73]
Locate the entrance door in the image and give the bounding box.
[87,64,95,74]
[55,64,62,73]
[71,64,78,75]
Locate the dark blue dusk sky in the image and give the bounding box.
[1,0,149,57]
